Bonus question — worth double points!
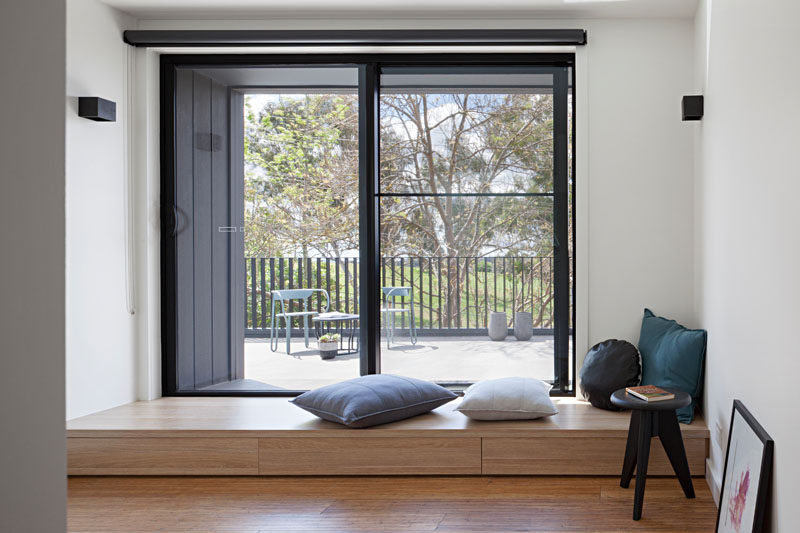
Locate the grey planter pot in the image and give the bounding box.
[514,311,534,341]
[318,340,339,360]
[488,312,507,341]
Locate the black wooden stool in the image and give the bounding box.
[610,388,695,520]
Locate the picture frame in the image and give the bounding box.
[716,400,774,533]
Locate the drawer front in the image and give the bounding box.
[259,437,482,475]
[482,437,707,475]
[68,437,259,475]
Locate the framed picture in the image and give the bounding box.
[716,400,774,533]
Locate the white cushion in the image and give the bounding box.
[456,377,558,420]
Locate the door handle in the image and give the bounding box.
[163,205,180,237]
[172,206,180,236]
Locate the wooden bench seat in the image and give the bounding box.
[67,397,709,476]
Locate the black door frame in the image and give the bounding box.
[160,52,576,396]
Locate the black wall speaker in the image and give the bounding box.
[682,95,703,121]
[78,97,116,122]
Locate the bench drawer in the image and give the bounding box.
[482,437,707,475]
[68,437,258,475]
[259,437,481,475]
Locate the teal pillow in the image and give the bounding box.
[638,309,707,423]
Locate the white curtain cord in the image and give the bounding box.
[123,45,136,315]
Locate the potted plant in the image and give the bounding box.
[318,333,340,360]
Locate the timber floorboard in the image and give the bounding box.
[68,476,717,532]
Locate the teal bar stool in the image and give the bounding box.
[381,286,418,349]
[269,289,329,354]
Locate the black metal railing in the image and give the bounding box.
[245,256,554,335]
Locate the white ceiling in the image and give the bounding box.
[102,0,700,21]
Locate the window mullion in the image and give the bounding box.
[358,63,381,375]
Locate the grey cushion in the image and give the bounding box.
[457,377,558,420]
[290,374,457,428]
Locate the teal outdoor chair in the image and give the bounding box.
[381,286,418,349]
[270,288,330,354]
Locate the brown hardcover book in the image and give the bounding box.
[625,385,675,402]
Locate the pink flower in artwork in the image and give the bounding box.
[727,468,751,531]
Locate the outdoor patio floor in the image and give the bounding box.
[242,335,561,390]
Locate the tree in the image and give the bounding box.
[379,91,556,324]
[379,92,554,258]
[244,93,359,259]
[244,90,559,326]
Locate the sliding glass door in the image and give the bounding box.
[377,66,571,388]
[240,70,361,390]
[162,55,574,395]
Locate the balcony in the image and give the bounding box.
[236,255,567,390]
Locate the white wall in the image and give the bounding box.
[134,17,697,382]
[580,19,696,350]
[695,0,800,529]
[60,12,698,417]
[0,0,67,530]
[66,0,138,419]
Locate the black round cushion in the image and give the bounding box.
[579,339,641,411]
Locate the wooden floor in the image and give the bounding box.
[68,476,718,532]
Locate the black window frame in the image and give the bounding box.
[160,52,576,396]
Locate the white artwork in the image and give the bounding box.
[717,406,769,533]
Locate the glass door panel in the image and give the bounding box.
[240,68,361,391]
[377,66,567,387]
[172,65,362,392]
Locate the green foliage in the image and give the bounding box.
[244,94,359,258]
[379,92,555,258]
[244,91,557,260]
[243,90,564,329]
[318,333,341,343]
